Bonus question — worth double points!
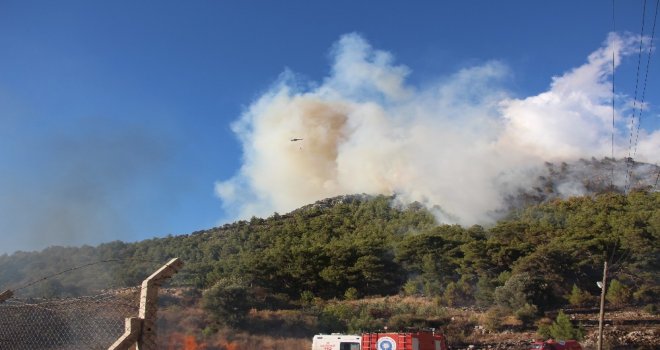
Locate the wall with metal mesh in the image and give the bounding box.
[0,287,140,349]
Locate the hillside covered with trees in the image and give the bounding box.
[1,189,657,332]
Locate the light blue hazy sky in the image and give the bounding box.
[1,1,659,254]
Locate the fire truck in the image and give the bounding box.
[361,330,448,350]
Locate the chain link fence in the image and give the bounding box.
[0,287,140,349]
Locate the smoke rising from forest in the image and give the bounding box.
[0,119,172,253]
[216,33,660,225]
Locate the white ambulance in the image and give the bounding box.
[312,334,361,350]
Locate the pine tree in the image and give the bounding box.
[547,311,584,341]
[567,284,592,307]
[606,279,631,307]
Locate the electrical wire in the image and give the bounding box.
[625,0,649,193]
[10,258,164,293]
[632,0,660,160]
[611,0,616,189]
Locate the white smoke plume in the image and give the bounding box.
[216,33,660,225]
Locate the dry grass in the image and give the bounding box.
[163,330,311,350]
[214,331,311,350]
[155,290,658,349]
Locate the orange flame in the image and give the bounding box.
[184,335,199,350]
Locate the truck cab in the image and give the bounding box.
[312,334,361,350]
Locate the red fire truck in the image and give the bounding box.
[361,330,448,350]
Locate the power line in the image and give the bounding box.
[611,0,616,189]
[632,0,660,159]
[11,258,164,293]
[627,0,647,158]
[625,0,649,193]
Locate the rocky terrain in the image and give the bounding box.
[454,307,659,349]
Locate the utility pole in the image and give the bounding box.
[597,261,608,350]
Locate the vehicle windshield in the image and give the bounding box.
[340,342,360,350]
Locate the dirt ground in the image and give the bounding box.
[453,307,659,349]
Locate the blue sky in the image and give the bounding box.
[1,0,659,254]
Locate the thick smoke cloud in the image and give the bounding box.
[216,33,660,225]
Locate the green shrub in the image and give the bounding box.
[300,290,315,306]
[402,279,420,296]
[483,307,504,332]
[475,276,496,307]
[494,273,532,311]
[545,311,584,341]
[643,303,658,315]
[443,278,473,307]
[633,284,660,304]
[344,287,359,301]
[606,280,631,307]
[317,311,346,333]
[536,317,553,339]
[201,325,217,338]
[387,314,423,330]
[515,303,539,327]
[567,284,593,307]
[347,308,384,333]
[322,302,354,321]
[201,278,253,327]
[366,303,392,319]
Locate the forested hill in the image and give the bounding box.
[0,194,437,297]
[0,189,658,316]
